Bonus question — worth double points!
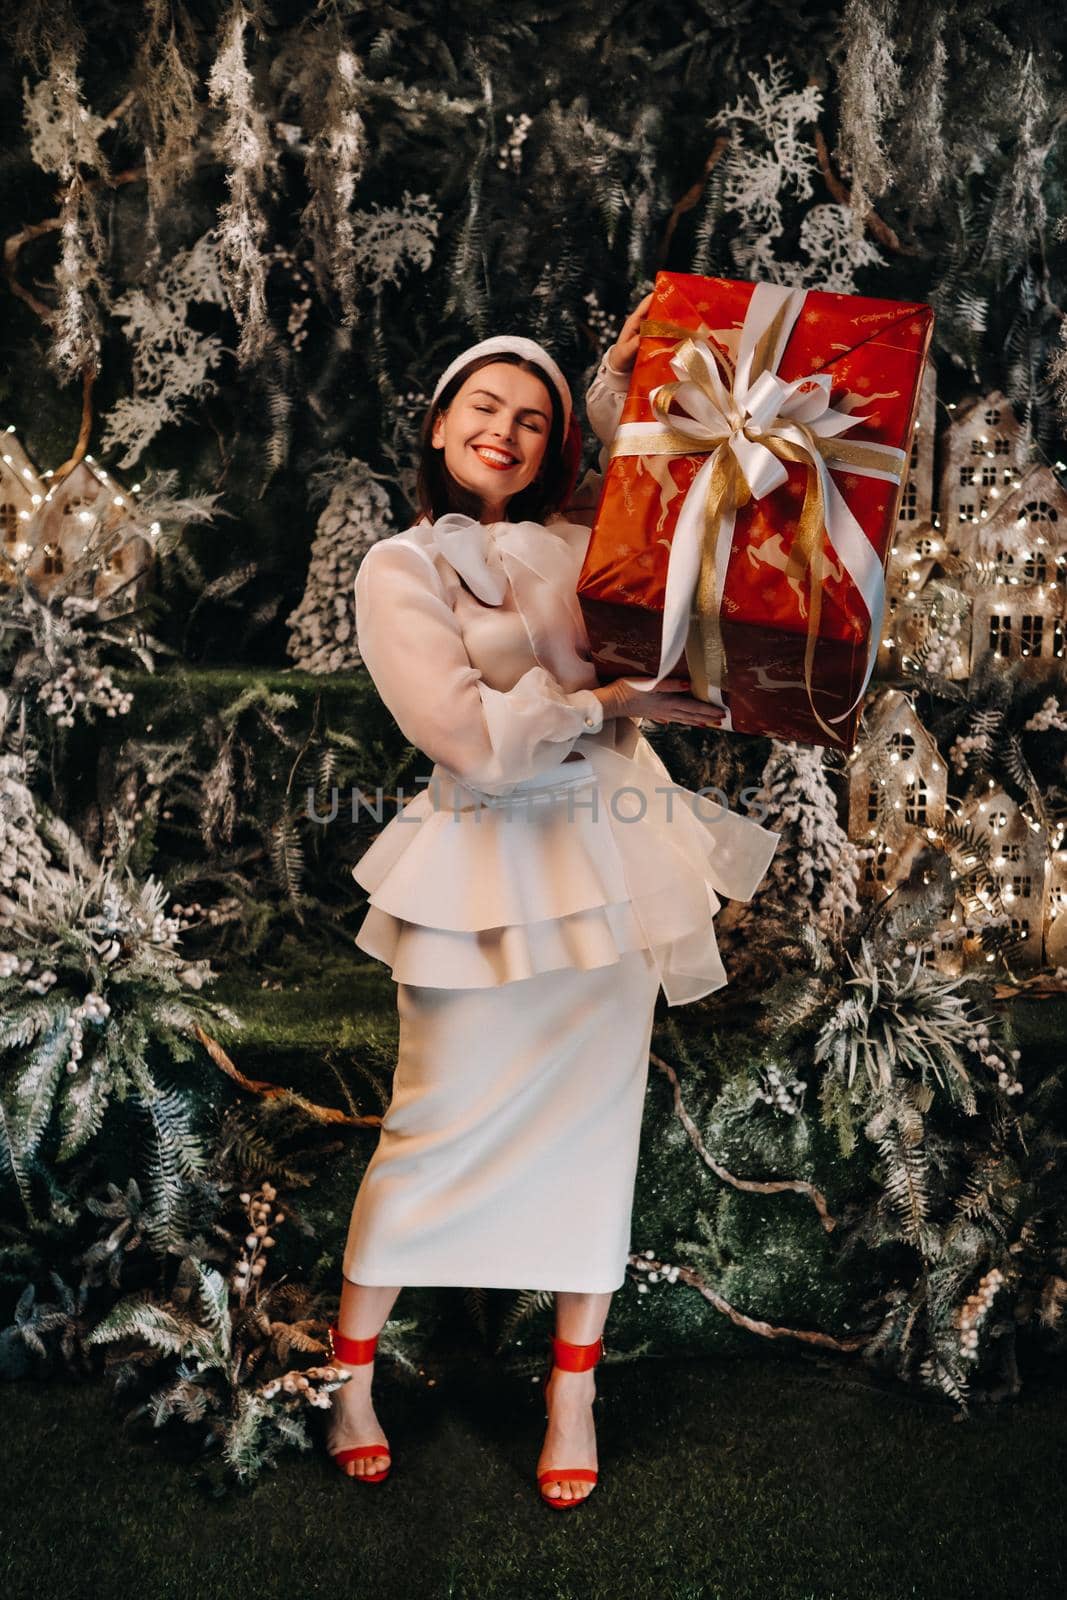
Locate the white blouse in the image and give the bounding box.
[349,354,781,1005]
[353,520,605,800]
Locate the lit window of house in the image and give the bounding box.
[994,546,1015,571]
[889,730,916,759]
[1022,552,1049,582]
[916,536,935,556]
[988,809,1008,832]
[958,501,975,522]
[988,615,1011,656]
[1023,500,1057,524]
[970,439,986,456]
[863,842,889,884]
[904,779,928,824]
[1020,615,1044,657]
[63,496,91,517]
[42,544,64,575]
[1003,843,1022,861]
[1009,918,1031,939]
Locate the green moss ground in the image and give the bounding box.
[3,1353,1064,1600]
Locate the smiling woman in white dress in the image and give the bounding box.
[325,295,781,1508]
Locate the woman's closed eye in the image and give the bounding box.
[474,406,542,432]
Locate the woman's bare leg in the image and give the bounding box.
[326,1276,403,1477]
[536,1289,612,1503]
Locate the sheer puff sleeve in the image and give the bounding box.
[585,348,632,471]
[354,539,605,798]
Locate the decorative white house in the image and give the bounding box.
[845,688,949,900]
[954,784,1048,970]
[937,389,1030,541]
[1046,836,1067,970]
[877,517,971,681]
[0,427,46,573]
[0,427,150,617]
[845,372,1066,981]
[949,463,1067,678]
[895,356,938,534]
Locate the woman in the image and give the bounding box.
[326,296,780,1507]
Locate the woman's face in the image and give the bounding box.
[431,361,554,521]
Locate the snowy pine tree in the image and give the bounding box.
[750,740,862,937]
[284,460,393,674]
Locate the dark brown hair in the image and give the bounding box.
[414,351,581,525]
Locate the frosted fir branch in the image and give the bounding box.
[350,190,440,292]
[22,47,109,179]
[22,44,112,381]
[100,233,229,466]
[710,58,883,291]
[300,43,367,326]
[795,203,884,293]
[891,8,948,214]
[137,0,201,232]
[206,1,278,367]
[715,53,822,264]
[835,0,904,235]
[981,51,1055,278]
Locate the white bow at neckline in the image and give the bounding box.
[431,512,570,606]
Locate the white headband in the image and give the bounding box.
[430,335,573,435]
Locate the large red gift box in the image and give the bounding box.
[576,270,935,750]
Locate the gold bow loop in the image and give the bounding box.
[607,285,908,744]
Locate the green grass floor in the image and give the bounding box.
[3,1351,1065,1600]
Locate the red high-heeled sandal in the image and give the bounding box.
[326,1324,391,1483]
[537,1333,602,1510]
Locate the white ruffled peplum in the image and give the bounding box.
[353,716,780,1007]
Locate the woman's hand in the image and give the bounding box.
[606,291,654,376]
[593,675,725,728]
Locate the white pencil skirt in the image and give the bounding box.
[342,945,662,1294]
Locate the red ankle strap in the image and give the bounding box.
[551,1333,603,1371]
[329,1324,379,1365]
